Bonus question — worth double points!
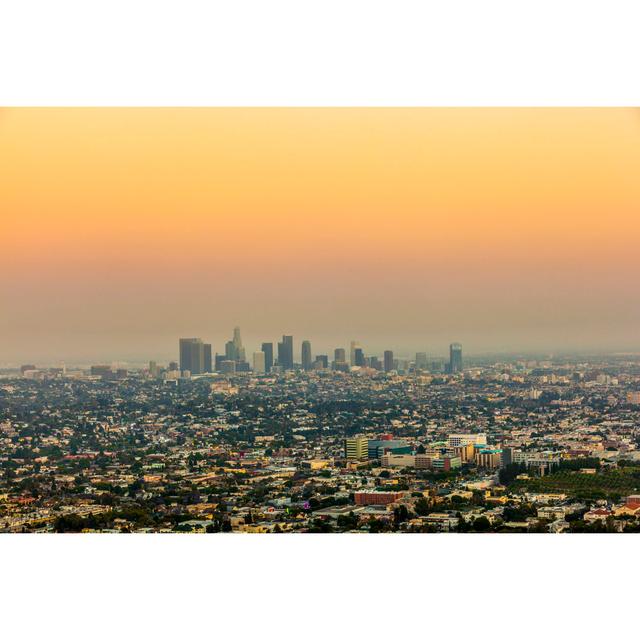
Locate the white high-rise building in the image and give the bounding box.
[253,351,266,374]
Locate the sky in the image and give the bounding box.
[1,107,639,365]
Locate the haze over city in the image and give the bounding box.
[1,108,639,363]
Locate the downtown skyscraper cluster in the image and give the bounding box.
[177,328,463,377]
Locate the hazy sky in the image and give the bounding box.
[1,108,639,365]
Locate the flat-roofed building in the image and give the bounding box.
[448,433,487,448]
[354,491,405,506]
[345,436,369,461]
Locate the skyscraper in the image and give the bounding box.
[449,342,463,373]
[354,347,365,367]
[334,348,346,364]
[253,351,266,374]
[415,352,428,370]
[278,335,294,370]
[204,344,213,373]
[179,338,205,375]
[301,340,312,370]
[350,341,361,367]
[384,350,394,372]
[261,342,274,372]
[232,326,246,362]
[225,340,237,362]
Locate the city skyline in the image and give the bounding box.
[174,327,464,375]
[1,108,639,362]
[3,332,640,369]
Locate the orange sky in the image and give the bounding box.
[1,108,639,363]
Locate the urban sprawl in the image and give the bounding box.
[3,328,640,533]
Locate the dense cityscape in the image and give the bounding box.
[2,327,640,533]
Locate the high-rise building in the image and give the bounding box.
[253,351,266,374]
[384,350,394,372]
[220,360,236,375]
[415,352,428,370]
[354,348,365,367]
[301,340,312,370]
[315,355,328,369]
[449,342,463,373]
[261,342,274,372]
[225,340,237,362]
[334,348,346,364]
[345,436,369,461]
[204,344,213,373]
[278,335,294,370]
[232,326,246,362]
[149,361,159,377]
[91,365,114,380]
[350,341,361,367]
[179,338,205,375]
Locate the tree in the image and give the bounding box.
[308,518,334,533]
[394,505,409,525]
[499,463,526,485]
[337,511,360,531]
[457,516,471,532]
[414,498,430,516]
[472,516,491,532]
[368,519,388,533]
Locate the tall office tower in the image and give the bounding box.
[203,344,213,373]
[449,342,463,373]
[179,338,205,375]
[384,350,394,372]
[369,356,380,370]
[261,342,274,372]
[277,341,285,368]
[278,335,294,370]
[252,351,266,374]
[415,352,428,370]
[232,326,246,362]
[225,340,237,362]
[350,341,361,366]
[301,340,312,370]
[214,354,226,371]
[149,361,158,377]
[345,436,369,461]
[315,355,329,369]
[334,348,346,364]
[354,348,365,367]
